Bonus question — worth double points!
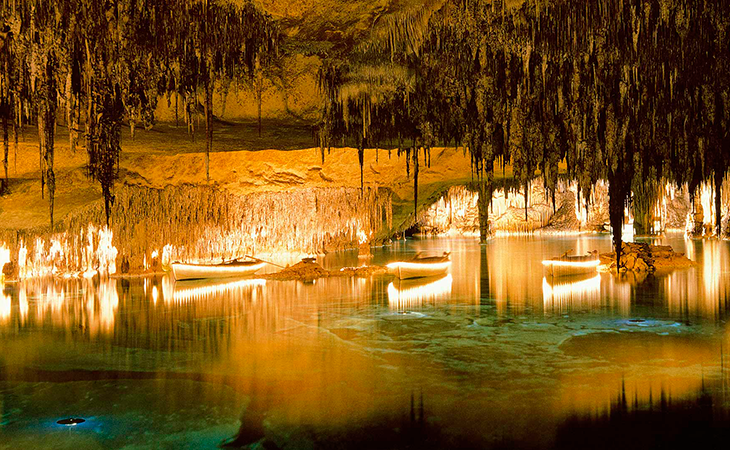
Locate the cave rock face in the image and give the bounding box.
[418,180,611,235]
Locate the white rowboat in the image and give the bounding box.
[171,260,266,281]
[387,254,451,280]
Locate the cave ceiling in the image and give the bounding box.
[249,0,525,53]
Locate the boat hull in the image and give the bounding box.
[386,260,451,280]
[171,262,266,281]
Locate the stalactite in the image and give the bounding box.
[1,113,7,193]
[65,72,77,153]
[204,67,213,183]
[1,33,10,194]
[524,180,529,221]
[219,78,231,119]
[477,181,493,242]
[419,178,578,236]
[358,139,365,194]
[608,169,630,270]
[44,51,57,230]
[715,169,723,237]
[37,105,45,200]
[413,147,419,216]
[10,114,16,168]
[185,92,195,142]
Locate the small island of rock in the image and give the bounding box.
[599,242,696,273]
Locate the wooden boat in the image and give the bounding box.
[171,259,266,281]
[542,251,599,277]
[386,252,451,280]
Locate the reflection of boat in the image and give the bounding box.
[542,253,599,277]
[544,271,599,286]
[542,273,601,313]
[171,278,266,302]
[386,253,451,279]
[387,274,453,309]
[171,260,265,281]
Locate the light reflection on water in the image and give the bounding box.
[387,274,453,310]
[542,273,602,314]
[1,233,730,448]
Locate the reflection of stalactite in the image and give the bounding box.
[557,381,721,450]
[0,278,118,337]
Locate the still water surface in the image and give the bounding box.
[1,234,730,448]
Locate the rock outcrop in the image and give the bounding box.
[262,259,387,281]
[599,242,696,273]
[2,260,18,279]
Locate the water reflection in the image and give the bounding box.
[387,274,453,310]
[661,238,730,321]
[556,329,719,413]
[1,235,730,449]
[163,277,266,303]
[483,235,613,315]
[542,273,601,314]
[1,287,10,323]
[462,234,730,320]
[556,381,730,450]
[0,278,119,337]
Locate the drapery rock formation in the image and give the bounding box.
[1,184,391,275]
